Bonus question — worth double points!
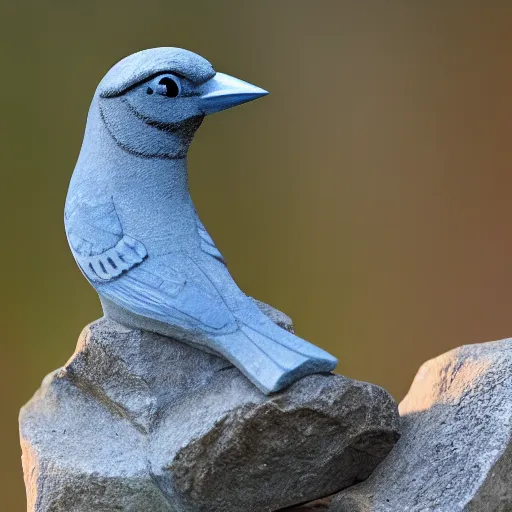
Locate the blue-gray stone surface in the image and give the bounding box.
[20,306,399,512]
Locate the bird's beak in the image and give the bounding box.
[198,72,269,115]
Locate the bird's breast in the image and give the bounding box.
[115,193,200,256]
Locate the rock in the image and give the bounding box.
[331,339,512,512]
[20,307,399,512]
[252,298,295,333]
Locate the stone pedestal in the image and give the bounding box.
[20,310,399,511]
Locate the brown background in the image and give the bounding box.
[3,1,512,509]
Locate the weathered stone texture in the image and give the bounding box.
[20,308,399,512]
[331,339,512,512]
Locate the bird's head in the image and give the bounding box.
[94,47,268,159]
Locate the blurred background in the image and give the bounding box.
[2,1,512,508]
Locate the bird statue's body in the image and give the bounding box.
[65,47,337,394]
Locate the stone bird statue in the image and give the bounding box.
[65,47,338,394]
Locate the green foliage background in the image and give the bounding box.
[2,1,512,509]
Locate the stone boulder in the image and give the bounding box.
[20,304,400,512]
[331,338,512,512]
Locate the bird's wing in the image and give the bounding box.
[67,201,235,333]
[65,200,147,282]
[97,261,236,333]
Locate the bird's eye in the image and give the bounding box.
[153,76,181,98]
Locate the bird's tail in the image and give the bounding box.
[211,315,337,395]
